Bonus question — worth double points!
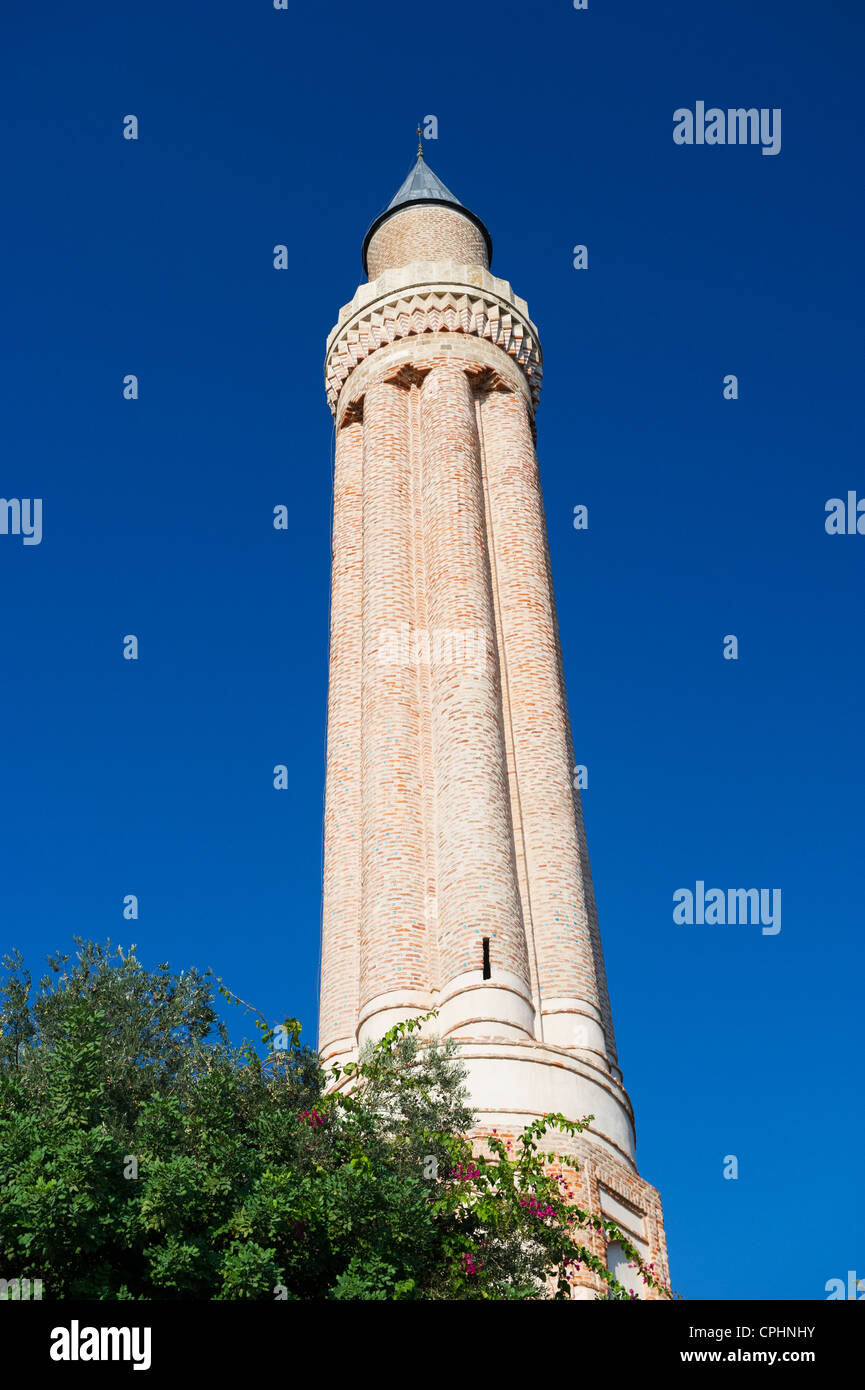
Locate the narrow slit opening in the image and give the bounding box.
[482,937,491,980]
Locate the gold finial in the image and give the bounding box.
[416,123,424,160]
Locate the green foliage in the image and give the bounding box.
[0,942,671,1300]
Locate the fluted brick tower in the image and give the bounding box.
[319,147,669,1296]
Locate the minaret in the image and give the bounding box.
[319,141,669,1296]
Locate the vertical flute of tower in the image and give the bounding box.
[477,385,619,1074]
[420,363,535,1041]
[357,379,429,1047]
[319,417,363,1067]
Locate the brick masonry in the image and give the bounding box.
[366,204,489,280]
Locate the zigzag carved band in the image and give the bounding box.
[324,284,543,418]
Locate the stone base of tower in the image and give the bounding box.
[324,1031,670,1300]
[457,1034,670,1299]
[449,1036,637,1166]
[471,1125,670,1300]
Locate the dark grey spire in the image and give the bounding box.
[384,158,463,213]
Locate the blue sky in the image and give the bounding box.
[1,0,862,1300]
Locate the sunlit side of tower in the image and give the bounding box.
[318,142,669,1297]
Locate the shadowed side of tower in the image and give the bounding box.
[319,148,669,1297]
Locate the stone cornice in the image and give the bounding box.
[324,261,543,418]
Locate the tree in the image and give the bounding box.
[0,941,670,1300]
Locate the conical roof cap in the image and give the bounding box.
[385,158,462,211]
